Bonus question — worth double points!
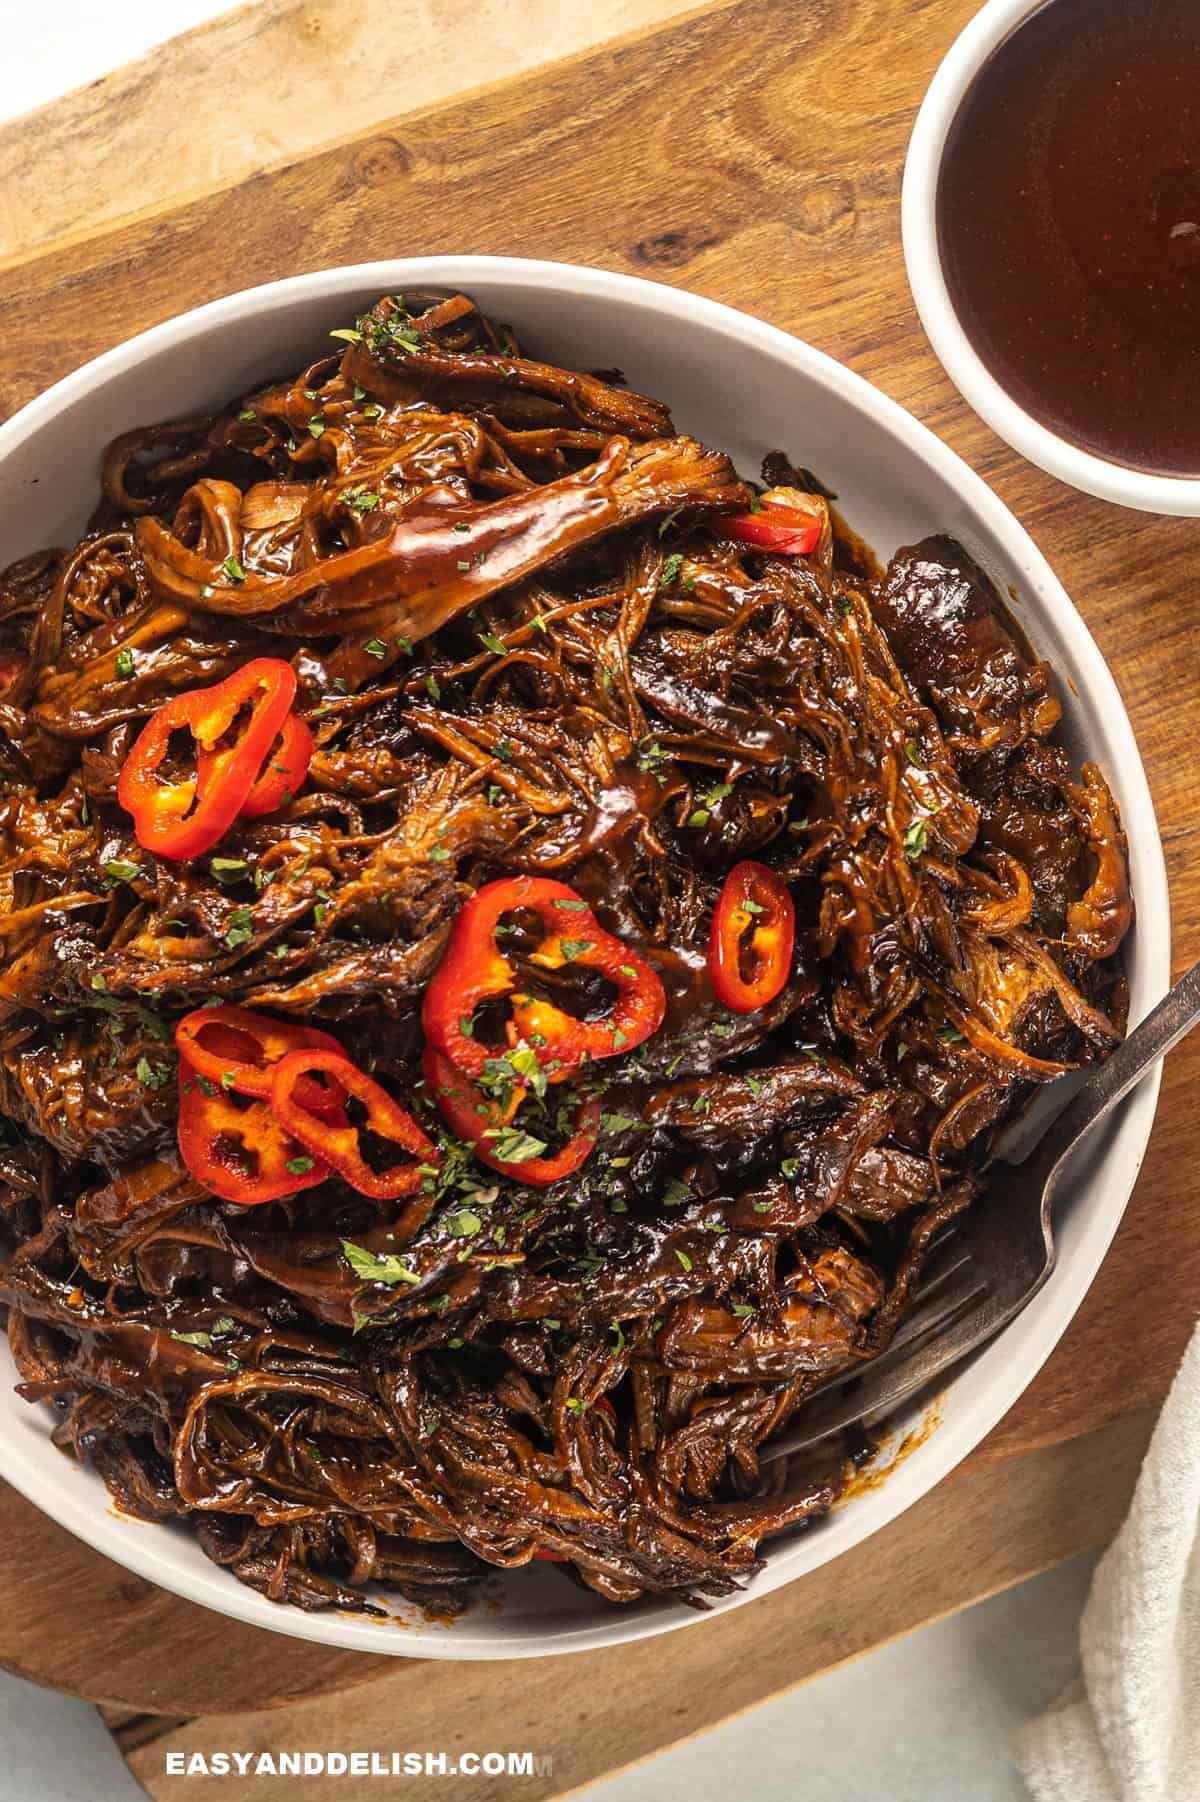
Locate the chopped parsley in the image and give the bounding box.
[483,1125,549,1164]
[210,856,249,886]
[222,554,246,585]
[341,1239,422,1286]
[115,649,135,677]
[224,906,254,949]
[600,1112,647,1136]
[903,818,928,860]
[135,1056,172,1090]
[635,737,668,778]
[443,1209,482,1239]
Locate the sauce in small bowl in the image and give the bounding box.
[904,0,1200,510]
[937,0,1200,478]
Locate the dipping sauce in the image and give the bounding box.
[937,0,1200,476]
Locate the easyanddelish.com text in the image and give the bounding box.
[165,1750,554,1778]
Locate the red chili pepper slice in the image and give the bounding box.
[709,860,796,1013]
[723,505,822,555]
[175,1005,348,1118]
[177,1058,330,1206]
[423,1046,600,1187]
[271,1049,438,1201]
[117,658,297,861]
[421,877,665,1080]
[224,712,314,820]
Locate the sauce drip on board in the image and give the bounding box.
[936,0,1200,477]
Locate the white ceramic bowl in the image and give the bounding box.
[0,257,1169,1659]
[903,0,1200,515]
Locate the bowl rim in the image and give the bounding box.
[901,0,1200,516]
[0,254,1171,1659]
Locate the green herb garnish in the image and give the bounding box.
[224,906,254,948]
[341,1239,422,1286]
[210,857,249,886]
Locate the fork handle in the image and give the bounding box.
[1032,956,1200,1184]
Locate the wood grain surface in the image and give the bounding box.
[0,0,710,262]
[0,0,1197,1737]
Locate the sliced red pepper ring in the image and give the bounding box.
[175,1005,348,1119]
[709,860,796,1014]
[421,876,665,1081]
[722,502,823,556]
[117,657,297,860]
[423,1046,600,1187]
[228,711,314,820]
[177,1058,330,1206]
[271,1049,438,1201]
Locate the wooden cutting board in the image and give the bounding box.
[1,0,1198,1778]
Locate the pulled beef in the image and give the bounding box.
[0,292,1130,1619]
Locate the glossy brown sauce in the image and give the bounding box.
[937,0,1200,476]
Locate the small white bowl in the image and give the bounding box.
[903,0,1200,515]
[0,257,1170,1659]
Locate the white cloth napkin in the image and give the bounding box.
[1011,1320,1200,1802]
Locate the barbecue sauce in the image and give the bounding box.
[936,0,1200,476]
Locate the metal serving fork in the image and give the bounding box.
[763,956,1200,1465]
